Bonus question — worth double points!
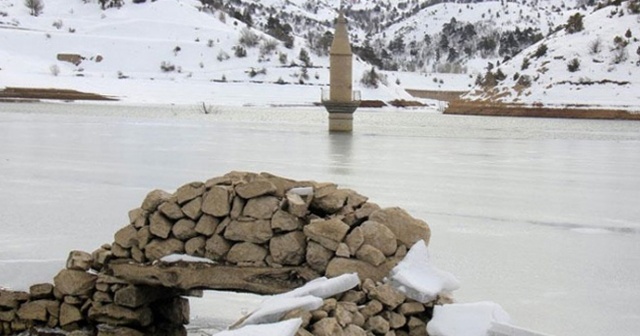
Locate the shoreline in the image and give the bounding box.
[445,100,640,120]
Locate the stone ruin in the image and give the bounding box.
[0,171,444,336]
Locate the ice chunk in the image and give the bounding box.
[233,273,359,328]
[288,187,313,196]
[388,241,460,302]
[427,302,510,336]
[215,318,302,336]
[278,273,360,299]
[238,295,322,326]
[159,254,214,264]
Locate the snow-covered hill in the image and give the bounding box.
[460,1,640,111]
[0,0,412,106]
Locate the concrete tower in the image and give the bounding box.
[322,11,360,132]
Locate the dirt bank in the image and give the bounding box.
[445,100,640,120]
[0,87,117,101]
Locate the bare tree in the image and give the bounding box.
[24,0,44,16]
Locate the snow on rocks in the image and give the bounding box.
[388,241,461,303]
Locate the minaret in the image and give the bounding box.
[322,11,360,132]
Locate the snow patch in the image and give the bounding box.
[388,240,460,303]
[427,302,511,336]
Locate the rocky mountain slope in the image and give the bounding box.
[458,0,640,111]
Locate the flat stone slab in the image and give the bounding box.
[108,261,318,295]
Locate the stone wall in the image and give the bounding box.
[0,171,433,336]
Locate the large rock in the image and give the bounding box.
[369,284,406,310]
[312,317,342,336]
[141,189,172,212]
[303,219,350,251]
[359,221,397,256]
[368,208,431,247]
[235,180,277,199]
[60,303,83,326]
[145,238,185,261]
[355,244,386,266]
[97,325,144,336]
[114,285,167,308]
[345,227,364,256]
[312,189,350,214]
[271,210,303,232]
[226,242,268,264]
[182,197,203,220]
[172,219,198,240]
[17,300,58,321]
[88,304,153,327]
[29,283,54,300]
[0,291,29,309]
[305,241,334,274]
[149,212,173,239]
[114,226,139,250]
[269,231,307,265]
[325,258,400,282]
[224,219,272,243]
[175,181,205,205]
[202,186,231,217]
[204,235,232,260]
[158,201,184,220]
[54,269,97,296]
[195,215,219,236]
[242,196,280,219]
[285,192,309,218]
[185,236,206,257]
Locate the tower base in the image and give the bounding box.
[322,100,360,132]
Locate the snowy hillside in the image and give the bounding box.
[0,0,413,106]
[460,1,640,111]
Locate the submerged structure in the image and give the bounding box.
[322,12,361,132]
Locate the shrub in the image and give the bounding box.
[532,43,548,58]
[589,38,602,54]
[612,47,628,64]
[207,39,214,48]
[173,46,181,56]
[567,58,580,72]
[298,48,311,67]
[160,61,175,72]
[628,0,640,13]
[234,46,247,58]
[260,38,278,56]
[216,50,230,61]
[360,67,380,88]
[278,52,287,65]
[495,69,507,81]
[52,19,63,29]
[521,57,530,70]
[516,74,532,88]
[565,13,584,34]
[49,64,60,76]
[239,27,260,48]
[25,0,44,16]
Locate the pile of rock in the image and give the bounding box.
[0,171,433,336]
[289,279,452,336]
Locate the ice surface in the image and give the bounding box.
[214,318,302,336]
[2,104,640,336]
[427,302,510,336]
[389,241,460,303]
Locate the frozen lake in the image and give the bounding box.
[1,102,639,336]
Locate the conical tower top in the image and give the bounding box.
[330,11,352,55]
